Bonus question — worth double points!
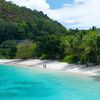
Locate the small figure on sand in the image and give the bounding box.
[43,64,47,69]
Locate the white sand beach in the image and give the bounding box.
[0,59,100,75]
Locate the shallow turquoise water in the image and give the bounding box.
[0,64,100,100]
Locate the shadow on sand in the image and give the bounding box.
[2,59,57,67]
[89,69,100,82]
[89,75,100,82]
[61,64,100,82]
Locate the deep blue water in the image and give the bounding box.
[0,64,100,100]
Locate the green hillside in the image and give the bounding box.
[0,0,66,43]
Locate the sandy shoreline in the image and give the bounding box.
[0,59,100,75]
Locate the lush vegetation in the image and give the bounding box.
[0,0,100,66]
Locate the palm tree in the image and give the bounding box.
[81,31,97,65]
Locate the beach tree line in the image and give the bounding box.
[0,28,100,66]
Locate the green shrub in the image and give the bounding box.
[63,55,78,64]
[80,55,88,64]
[0,55,6,59]
[16,40,37,59]
[40,54,48,60]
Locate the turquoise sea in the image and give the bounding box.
[0,64,100,100]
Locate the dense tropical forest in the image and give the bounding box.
[0,0,100,66]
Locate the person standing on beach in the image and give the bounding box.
[44,64,46,68]
[43,64,47,68]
